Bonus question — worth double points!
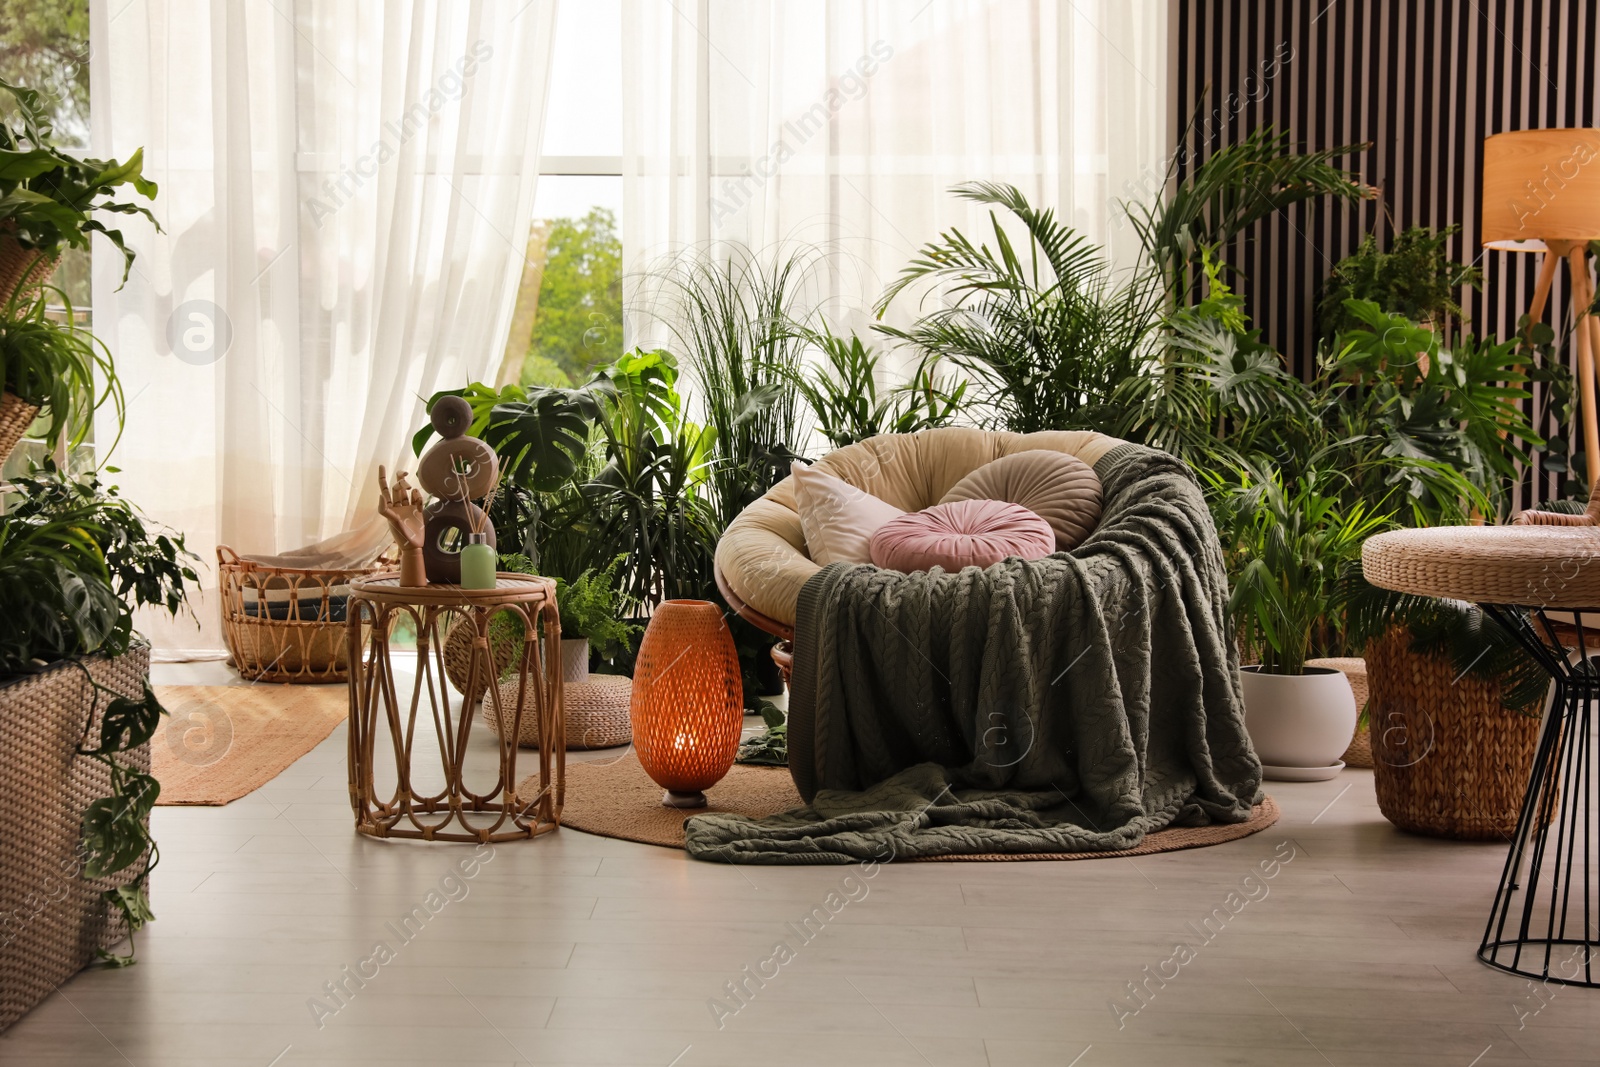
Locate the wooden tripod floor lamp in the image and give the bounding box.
[1483,129,1600,492]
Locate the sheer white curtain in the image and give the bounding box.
[91,0,556,655]
[621,0,1169,342]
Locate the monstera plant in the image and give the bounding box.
[414,379,608,562]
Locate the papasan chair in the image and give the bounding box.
[714,426,1127,677]
[693,426,1259,863]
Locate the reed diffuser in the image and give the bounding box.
[459,462,499,590]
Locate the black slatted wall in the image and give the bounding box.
[1172,0,1600,506]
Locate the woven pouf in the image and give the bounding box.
[491,673,632,750]
[442,619,517,704]
[1365,626,1543,840]
[1306,656,1371,769]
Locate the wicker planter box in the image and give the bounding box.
[0,645,151,1032]
[1365,626,1542,840]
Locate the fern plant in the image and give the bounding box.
[553,555,641,662]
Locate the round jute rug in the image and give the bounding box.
[532,753,1279,861]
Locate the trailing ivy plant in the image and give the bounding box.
[73,674,164,966]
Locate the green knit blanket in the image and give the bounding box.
[685,444,1262,864]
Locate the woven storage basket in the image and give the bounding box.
[0,644,150,1032]
[1307,657,1371,768]
[1365,626,1543,839]
[217,546,381,683]
[491,673,632,750]
[0,231,57,307]
[0,391,39,466]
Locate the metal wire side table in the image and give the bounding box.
[1477,606,1597,986]
[346,573,563,843]
[1364,524,1600,988]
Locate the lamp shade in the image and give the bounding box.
[628,600,744,807]
[1482,129,1600,250]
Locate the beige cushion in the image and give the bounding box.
[715,427,1128,626]
[939,449,1102,550]
[791,462,905,565]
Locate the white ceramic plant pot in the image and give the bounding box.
[560,638,590,684]
[1239,665,1357,780]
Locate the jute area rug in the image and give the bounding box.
[152,685,347,805]
[530,752,1279,861]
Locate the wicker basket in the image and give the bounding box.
[1365,626,1544,839]
[0,645,150,1032]
[0,391,39,466]
[1306,657,1372,768]
[0,230,57,308]
[217,546,381,683]
[491,673,631,750]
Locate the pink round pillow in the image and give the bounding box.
[869,499,1056,573]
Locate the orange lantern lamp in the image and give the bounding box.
[629,600,745,808]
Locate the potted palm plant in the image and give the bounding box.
[1209,460,1391,780]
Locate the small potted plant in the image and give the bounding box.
[0,289,122,462]
[1210,460,1390,780]
[552,555,640,681]
[0,78,160,298]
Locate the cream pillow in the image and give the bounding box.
[791,461,905,565]
[940,449,1103,550]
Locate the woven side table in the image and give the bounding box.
[346,573,563,843]
[1364,524,1600,987]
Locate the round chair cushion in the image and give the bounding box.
[869,499,1056,573]
[939,449,1103,550]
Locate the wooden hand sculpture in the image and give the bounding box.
[378,466,428,587]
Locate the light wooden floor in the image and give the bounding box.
[4,661,1598,1066]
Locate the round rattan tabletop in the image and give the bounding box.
[351,571,555,607]
[1362,525,1600,608]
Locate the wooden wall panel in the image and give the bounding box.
[1173,0,1599,505]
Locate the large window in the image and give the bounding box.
[512,0,624,388]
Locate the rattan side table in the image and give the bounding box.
[1364,524,1600,987]
[346,573,563,843]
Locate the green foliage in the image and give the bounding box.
[0,0,88,144]
[1316,225,1481,339]
[788,328,965,449]
[1342,573,1546,713]
[1316,299,1535,521]
[0,463,196,675]
[0,77,161,286]
[413,380,607,495]
[527,208,623,384]
[736,700,787,766]
[74,675,164,965]
[6,461,198,617]
[653,246,815,528]
[581,350,720,606]
[0,288,122,453]
[552,555,641,661]
[0,498,121,671]
[877,180,1160,435]
[1207,461,1392,675]
[1128,124,1372,300]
